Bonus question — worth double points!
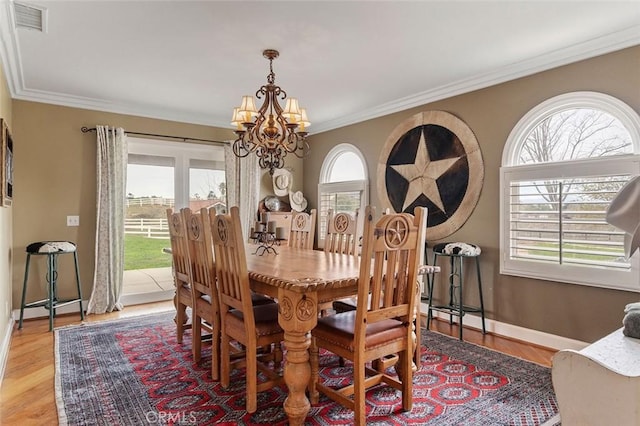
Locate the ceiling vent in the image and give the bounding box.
[13,2,46,32]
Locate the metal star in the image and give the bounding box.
[391,131,460,212]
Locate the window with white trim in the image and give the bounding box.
[500,92,640,292]
[318,144,369,248]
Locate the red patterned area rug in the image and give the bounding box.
[55,312,559,425]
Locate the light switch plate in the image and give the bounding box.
[67,215,80,226]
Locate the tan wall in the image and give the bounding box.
[10,102,238,309]
[0,55,13,357]
[304,45,640,343]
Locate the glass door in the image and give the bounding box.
[122,138,225,305]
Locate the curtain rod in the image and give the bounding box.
[80,127,227,146]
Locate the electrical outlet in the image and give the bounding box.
[67,215,80,227]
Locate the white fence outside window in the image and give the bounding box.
[124,218,169,239]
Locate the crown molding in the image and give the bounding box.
[10,87,219,127]
[312,25,640,134]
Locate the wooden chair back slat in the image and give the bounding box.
[209,207,255,328]
[288,209,317,250]
[324,209,359,255]
[167,208,190,283]
[182,208,218,309]
[355,206,427,334]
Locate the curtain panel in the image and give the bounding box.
[87,126,127,314]
[224,145,260,239]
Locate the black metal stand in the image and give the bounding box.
[251,228,284,256]
[426,251,486,341]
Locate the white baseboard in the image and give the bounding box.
[0,317,13,387]
[420,302,588,351]
[12,289,175,322]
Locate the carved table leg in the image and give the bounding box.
[278,289,318,426]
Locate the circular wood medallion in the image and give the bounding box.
[377,111,484,241]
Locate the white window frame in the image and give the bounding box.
[317,143,369,248]
[500,92,640,292]
[128,137,225,209]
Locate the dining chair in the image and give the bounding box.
[324,209,359,255]
[209,206,284,413]
[332,207,424,367]
[288,209,317,250]
[166,208,193,344]
[182,207,220,380]
[323,208,359,317]
[310,205,427,425]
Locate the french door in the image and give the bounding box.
[122,137,225,305]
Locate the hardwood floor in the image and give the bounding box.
[425,317,556,367]
[0,301,556,425]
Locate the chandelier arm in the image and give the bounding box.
[290,138,310,159]
[233,132,259,158]
[281,129,308,154]
[232,140,252,158]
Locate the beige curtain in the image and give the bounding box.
[224,144,260,239]
[87,126,127,314]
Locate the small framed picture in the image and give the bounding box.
[1,119,13,207]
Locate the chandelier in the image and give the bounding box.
[231,49,310,176]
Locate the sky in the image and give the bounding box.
[126,164,225,199]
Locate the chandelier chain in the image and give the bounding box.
[267,56,275,85]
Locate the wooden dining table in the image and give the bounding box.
[245,243,361,425]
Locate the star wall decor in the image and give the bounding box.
[377,111,484,241]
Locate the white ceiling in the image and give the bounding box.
[1,1,639,134]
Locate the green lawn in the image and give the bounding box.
[124,234,172,270]
[527,242,624,261]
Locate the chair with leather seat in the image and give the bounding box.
[183,207,275,379]
[288,209,317,250]
[320,209,360,316]
[182,207,220,379]
[209,206,284,413]
[166,209,193,344]
[331,207,423,367]
[310,205,427,425]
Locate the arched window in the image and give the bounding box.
[318,143,369,247]
[500,92,640,292]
